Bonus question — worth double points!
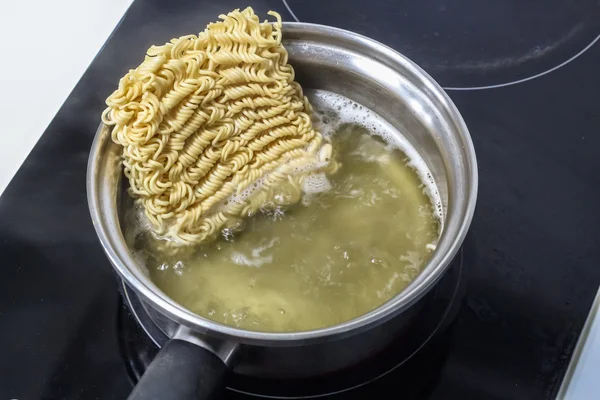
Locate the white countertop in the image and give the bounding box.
[0,2,596,398]
[0,0,132,196]
[558,289,600,399]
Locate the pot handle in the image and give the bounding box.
[127,338,227,400]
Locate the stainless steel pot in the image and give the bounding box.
[87,22,478,400]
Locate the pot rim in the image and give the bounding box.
[87,21,478,345]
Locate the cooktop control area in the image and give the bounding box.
[0,0,599,399]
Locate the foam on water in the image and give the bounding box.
[226,145,333,211]
[218,90,447,228]
[307,89,444,227]
[125,89,444,247]
[303,172,332,195]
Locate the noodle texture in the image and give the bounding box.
[102,8,335,246]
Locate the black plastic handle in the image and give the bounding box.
[128,339,227,400]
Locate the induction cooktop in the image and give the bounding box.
[1,0,599,399]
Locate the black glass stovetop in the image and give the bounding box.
[1,0,600,399]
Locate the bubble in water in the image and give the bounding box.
[173,261,185,276]
[158,263,169,271]
[303,173,332,195]
[222,228,235,242]
[370,258,388,268]
[261,205,286,221]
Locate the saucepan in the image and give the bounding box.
[87,22,477,400]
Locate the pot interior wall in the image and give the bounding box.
[286,35,452,219]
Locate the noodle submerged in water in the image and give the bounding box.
[108,8,443,332]
[103,7,334,246]
[125,91,443,332]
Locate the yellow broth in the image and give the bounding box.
[135,123,440,332]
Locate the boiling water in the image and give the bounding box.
[128,90,442,332]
